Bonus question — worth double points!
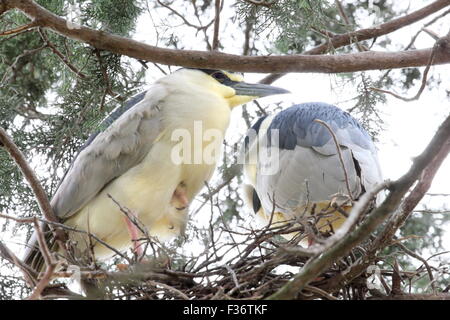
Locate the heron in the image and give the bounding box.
[24,68,289,271]
[242,102,383,244]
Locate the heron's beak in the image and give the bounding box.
[231,82,290,97]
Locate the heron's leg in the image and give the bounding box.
[307,234,314,247]
[123,214,144,259]
[171,182,189,210]
[305,234,327,282]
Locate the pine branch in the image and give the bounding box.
[5,0,450,74]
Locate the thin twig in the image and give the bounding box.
[212,0,221,51]
[334,0,366,52]
[147,280,190,300]
[0,241,37,287]
[0,127,67,245]
[156,0,209,30]
[314,119,354,201]
[370,41,438,101]
[38,28,87,79]
[304,285,338,300]
[395,242,436,292]
[1,44,47,85]
[0,20,37,36]
[27,220,57,300]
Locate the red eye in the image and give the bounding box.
[211,72,227,82]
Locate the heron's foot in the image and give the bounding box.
[116,263,129,272]
[330,192,352,208]
[116,254,151,271]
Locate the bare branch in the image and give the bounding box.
[0,20,37,36]
[370,40,439,101]
[395,242,436,292]
[0,240,37,287]
[5,0,450,74]
[156,0,209,30]
[314,119,354,201]
[147,280,190,300]
[423,28,441,40]
[212,0,221,51]
[0,127,66,244]
[0,212,58,298]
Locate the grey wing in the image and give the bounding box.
[51,84,169,219]
[253,102,383,215]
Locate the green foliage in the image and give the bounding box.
[401,68,421,90]
[80,0,143,36]
[349,73,387,139]
[399,212,450,258]
[237,0,330,53]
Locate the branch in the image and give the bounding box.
[27,220,57,299]
[156,0,206,30]
[0,240,37,287]
[259,0,450,83]
[212,0,221,51]
[370,39,440,101]
[37,28,87,79]
[147,280,190,300]
[5,0,450,73]
[325,134,450,293]
[0,212,58,298]
[243,0,276,8]
[395,242,436,292]
[268,113,450,299]
[0,20,37,36]
[1,44,47,85]
[0,127,68,262]
[369,293,450,300]
[370,122,450,251]
[334,0,366,52]
[0,128,58,227]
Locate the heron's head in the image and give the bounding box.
[174,68,289,109]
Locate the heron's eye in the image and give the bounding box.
[211,72,228,83]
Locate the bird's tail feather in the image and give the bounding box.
[23,223,106,299]
[22,221,58,274]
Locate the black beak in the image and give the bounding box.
[230,82,290,97]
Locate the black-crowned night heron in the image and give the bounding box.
[24,68,289,271]
[242,102,383,243]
